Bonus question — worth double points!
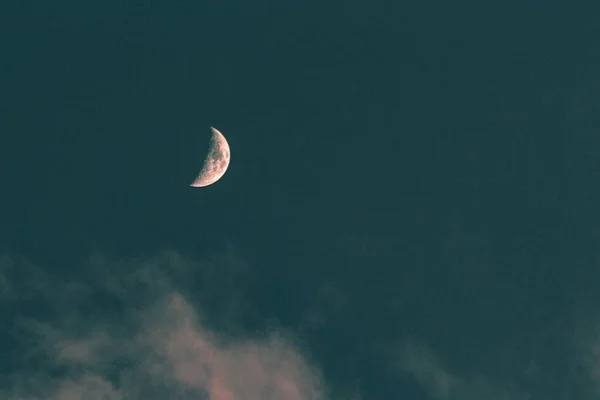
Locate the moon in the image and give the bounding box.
[190,127,231,187]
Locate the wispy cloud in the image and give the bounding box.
[398,341,455,399]
[0,251,328,400]
[579,322,600,397]
[398,340,530,400]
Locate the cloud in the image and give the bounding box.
[397,340,530,400]
[398,342,455,399]
[396,311,600,400]
[576,320,600,397]
[0,251,328,400]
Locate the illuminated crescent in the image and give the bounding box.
[190,127,231,187]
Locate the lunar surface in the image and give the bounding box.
[190,127,231,187]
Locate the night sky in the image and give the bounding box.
[2,1,600,399]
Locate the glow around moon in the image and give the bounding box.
[190,127,231,187]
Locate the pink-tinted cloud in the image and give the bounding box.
[138,293,325,400]
[0,252,329,400]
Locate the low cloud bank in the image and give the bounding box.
[0,252,327,400]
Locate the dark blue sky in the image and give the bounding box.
[2,1,600,399]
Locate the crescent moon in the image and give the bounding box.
[190,127,231,187]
